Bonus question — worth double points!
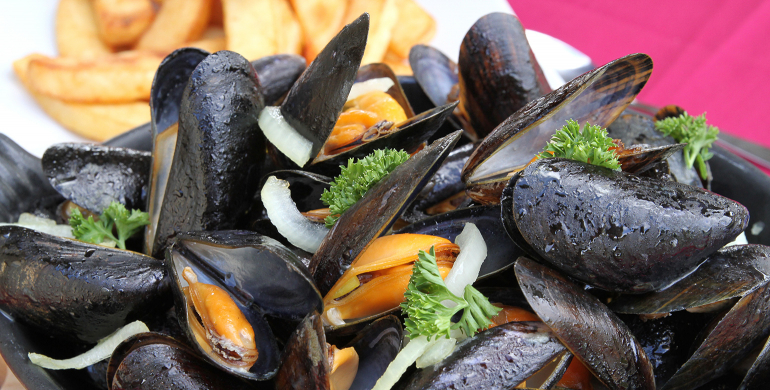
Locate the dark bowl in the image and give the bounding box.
[1,77,769,389]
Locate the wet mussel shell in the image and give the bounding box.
[251,54,307,105]
[515,257,656,390]
[310,130,462,296]
[150,50,266,257]
[505,158,749,293]
[107,332,257,390]
[0,134,60,223]
[167,230,323,380]
[409,44,458,109]
[276,312,402,390]
[401,321,565,390]
[42,143,150,214]
[0,226,170,343]
[610,245,770,314]
[462,53,653,203]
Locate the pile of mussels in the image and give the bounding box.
[1,11,769,390]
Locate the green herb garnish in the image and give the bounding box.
[655,112,719,179]
[320,148,409,227]
[401,247,501,340]
[538,119,621,170]
[69,201,150,250]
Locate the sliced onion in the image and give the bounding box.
[261,176,328,253]
[29,321,149,370]
[372,335,433,390]
[415,337,456,368]
[258,106,314,167]
[347,77,395,101]
[724,232,748,247]
[0,213,74,239]
[444,223,487,297]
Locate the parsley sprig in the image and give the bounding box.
[69,201,150,250]
[655,112,719,179]
[320,148,409,227]
[401,247,501,340]
[538,120,621,170]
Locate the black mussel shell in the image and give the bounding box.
[462,53,653,203]
[401,321,565,390]
[107,332,258,390]
[397,205,520,279]
[409,44,458,109]
[506,158,749,293]
[0,134,60,223]
[739,334,770,390]
[252,54,307,105]
[661,279,770,390]
[167,231,323,380]
[103,122,152,152]
[279,13,369,161]
[0,226,170,343]
[346,315,402,390]
[515,257,656,390]
[310,130,462,295]
[458,12,550,140]
[610,245,770,314]
[150,50,266,257]
[42,143,150,214]
[149,48,210,137]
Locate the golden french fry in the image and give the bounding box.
[26,52,163,104]
[56,0,113,58]
[343,0,398,64]
[93,0,157,47]
[290,0,347,61]
[274,0,303,55]
[222,0,277,60]
[210,0,224,26]
[388,0,436,58]
[136,0,211,51]
[186,27,227,53]
[14,55,150,142]
[383,49,412,75]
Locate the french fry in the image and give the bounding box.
[210,0,224,26]
[56,0,113,58]
[222,0,277,60]
[136,0,211,51]
[14,55,150,142]
[93,0,157,47]
[186,27,227,53]
[25,52,163,104]
[388,0,436,59]
[290,0,347,61]
[383,49,412,75]
[274,0,303,55]
[343,0,398,64]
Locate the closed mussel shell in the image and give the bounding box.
[0,226,170,343]
[150,50,266,257]
[515,257,655,390]
[107,332,257,390]
[0,135,60,223]
[402,321,565,390]
[167,230,323,380]
[506,158,749,293]
[42,143,150,214]
[610,245,770,314]
[409,44,458,109]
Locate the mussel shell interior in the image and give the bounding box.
[463,53,653,186]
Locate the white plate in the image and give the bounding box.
[0,0,585,157]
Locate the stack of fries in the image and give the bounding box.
[13,0,435,142]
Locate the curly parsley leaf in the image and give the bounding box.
[655,112,719,179]
[69,202,149,250]
[538,119,621,170]
[320,148,409,227]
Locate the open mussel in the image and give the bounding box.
[148,50,266,257]
[462,53,653,204]
[107,332,257,390]
[0,226,169,343]
[42,143,150,214]
[502,158,749,293]
[166,230,323,381]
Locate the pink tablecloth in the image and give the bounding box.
[509,0,770,151]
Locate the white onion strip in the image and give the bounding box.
[261,176,328,253]
[347,77,395,101]
[444,222,488,298]
[29,321,149,370]
[372,336,433,390]
[258,106,314,167]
